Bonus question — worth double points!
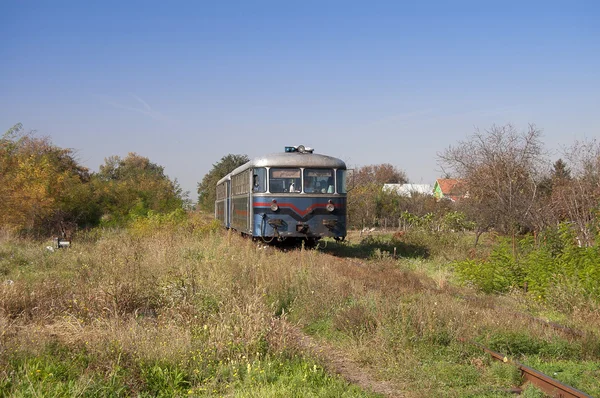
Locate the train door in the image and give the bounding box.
[215,179,230,228]
[226,179,231,228]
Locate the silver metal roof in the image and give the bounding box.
[217,150,346,185]
[216,174,231,185]
[232,152,346,175]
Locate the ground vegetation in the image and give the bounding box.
[1,219,599,397]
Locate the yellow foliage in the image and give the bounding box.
[0,126,88,234]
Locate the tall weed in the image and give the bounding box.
[453,225,600,307]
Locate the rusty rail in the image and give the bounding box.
[470,341,593,398]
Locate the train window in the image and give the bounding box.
[336,169,347,194]
[216,183,226,200]
[270,168,301,193]
[253,168,266,193]
[232,170,251,195]
[303,169,333,194]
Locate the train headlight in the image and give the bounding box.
[270,200,279,212]
[326,200,335,212]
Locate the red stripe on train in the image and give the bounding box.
[253,202,339,217]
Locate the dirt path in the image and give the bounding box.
[286,323,404,397]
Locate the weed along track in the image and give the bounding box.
[291,248,600,397]
[468,341,593,398]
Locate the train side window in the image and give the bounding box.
[216,183,226,199]
[336,169,347,194]
[253,168,266,193]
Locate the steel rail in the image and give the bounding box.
[470,341,593,398]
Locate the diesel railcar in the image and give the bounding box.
[215,145,347,244]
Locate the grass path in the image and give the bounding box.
[286,322,402,398]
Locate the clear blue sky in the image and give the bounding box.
[2,1,598,201]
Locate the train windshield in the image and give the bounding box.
[304,169,334,194]
[270,168,301,193]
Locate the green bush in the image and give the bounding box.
[454,240,520,294]
[453,225,600,303]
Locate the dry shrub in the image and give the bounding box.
[570,305,600,335]
[205,294,272,357]
[378,292,468,348]
[35,316,192,366]
[0,278,72,320]
[0,313,16,357]
[286,252,440,330]
[265,315,300,355]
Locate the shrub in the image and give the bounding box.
[453,225,600,304]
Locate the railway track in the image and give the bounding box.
[252,242,596,396]
[316,251,597,396]
[469,341,593,398]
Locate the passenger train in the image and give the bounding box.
[215,145,347,245]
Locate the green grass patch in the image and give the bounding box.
[0,348,380,398]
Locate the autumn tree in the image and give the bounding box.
[438,124,546,246]
[346,164,408,228]
[196,154,249,212]
[0,123,94,235]
[347,183,381,229]
[348,163,408,188]
[94,152,184,224]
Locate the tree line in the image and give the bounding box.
[197,124,600,248]
[347,123,599,248]
[0,124,185,237]
[4,122,598,247]
[440,124,600,247]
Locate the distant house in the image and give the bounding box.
[433,179,467,202]
[383,183,433,197]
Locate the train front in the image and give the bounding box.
[251,146,347,244]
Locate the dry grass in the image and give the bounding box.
[1,222,599,396]
[0,224,296,394]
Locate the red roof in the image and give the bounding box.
[436,179,466,200]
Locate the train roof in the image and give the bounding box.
[217,149,346,184]
[245,151,346,170]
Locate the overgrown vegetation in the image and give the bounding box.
[453,225,600,308]
[1,220,599,397]
[0,218,384,397]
